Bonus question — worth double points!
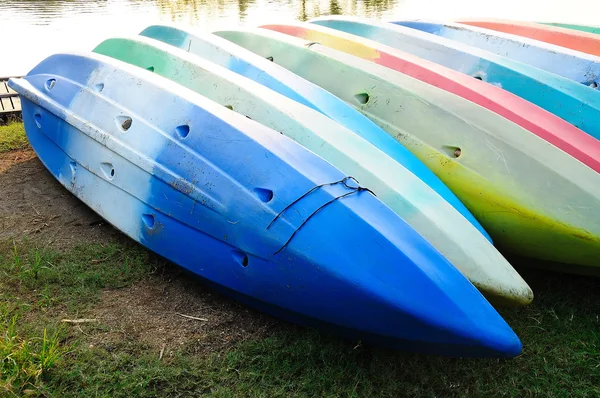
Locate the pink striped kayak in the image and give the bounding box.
[263,22,600,174]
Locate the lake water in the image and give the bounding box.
[1,0,599,76]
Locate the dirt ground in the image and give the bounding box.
[0,148,281,356]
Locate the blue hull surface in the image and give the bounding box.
[9,52,521,357]
[140,25,491,241]
[391,20,600,87]
[310,17,600,141]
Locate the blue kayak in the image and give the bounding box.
[391,20,600,87]
[140,24,491,241]
[309,16,600,141]
[8,52,521,357]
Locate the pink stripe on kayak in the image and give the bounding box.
[263,23,600,174]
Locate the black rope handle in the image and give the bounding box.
[267,176,367,230]
[269,177,375,254]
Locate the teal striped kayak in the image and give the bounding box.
[308,16,600,141]
[215,27,600,273]
[93,35,532,305]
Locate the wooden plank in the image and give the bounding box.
[1,97,11,111]
[12,96,21,110]
[0,77,22,117]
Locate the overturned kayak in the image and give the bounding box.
[390,20,600,87]
[308,16,600,141]
[216,28,600,271]
[94,35,531,305]
[138,25,489,240]
[540,23,600,35]
[458,19,600,57]
[8,52,524,357]
[262,22,600,174]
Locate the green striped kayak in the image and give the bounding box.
[215,28,600,273]
[93,35,533,304]
[540,23,600,35]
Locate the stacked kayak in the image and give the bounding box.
[259,21,600,174]
[11,13,600,358]
[213,27,600,269]
[457,19,600,56]
[389,20,600,87]
[308,16,600,140]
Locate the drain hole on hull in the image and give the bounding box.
[100,162,115,180]
[232,250,249,267]
[116,116,133,131]
[34,113,42,128]
[590,82,598,89]
[146,66,155,72]
[443,145,462,158]
[94,83,104,92]
[473,76,483,81]
[224,104,234,110]
[354,93,370,105]
[142,214,155,229]
[254,187,274,203]
[45,79,56,90]
[266,56,274,62]
[176,124,190,139]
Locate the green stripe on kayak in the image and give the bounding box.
[539,22,600,35]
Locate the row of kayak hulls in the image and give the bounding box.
[8,16,600,357]
[9,52,523,358]
[207,27,600,267]
[308,17,600,140]
[259,22,600,173]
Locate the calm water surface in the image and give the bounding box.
[1,0,600,76]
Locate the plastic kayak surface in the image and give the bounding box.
[216,28,600,271]
[262,22,600,175]
[138,25,491,241]
[390,20,600,87]
[94,36,532,305]
[8,52,523,357]
[540,23,600,35]
[308,16,600,141]
[458,19,600,56]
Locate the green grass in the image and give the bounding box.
[0,239,598,397]
[0,240,154,396]
[0,122,28,152]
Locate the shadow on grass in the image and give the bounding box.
[49,255,600,397]
[1,239,599,397]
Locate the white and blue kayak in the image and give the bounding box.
[8,51,523,357]
[309,16,600,140]
[391,20,600,87]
